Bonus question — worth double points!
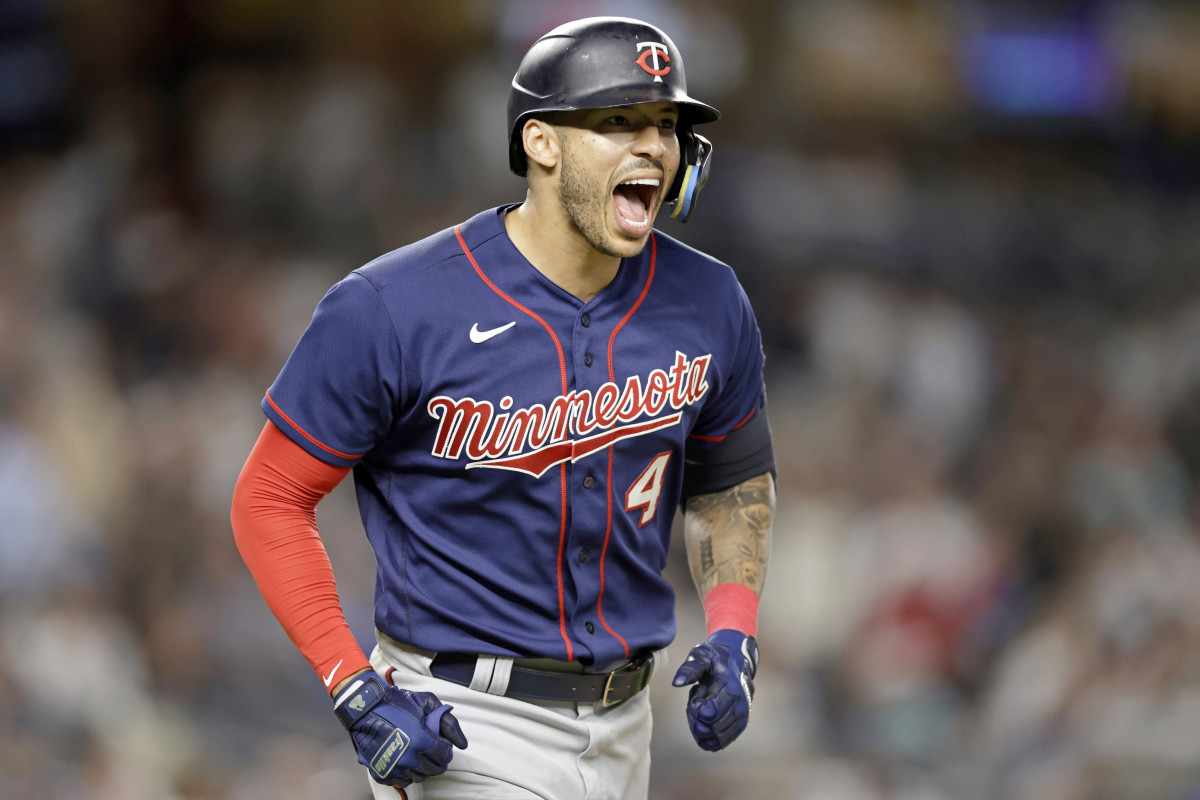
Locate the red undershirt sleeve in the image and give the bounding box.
[230,420,373,694]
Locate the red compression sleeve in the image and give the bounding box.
[230,420,372,694]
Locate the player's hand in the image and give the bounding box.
[333,671,468,787]
[671,629,758,751]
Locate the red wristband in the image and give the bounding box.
[702,583,759,637]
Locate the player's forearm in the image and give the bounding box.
[231,421,372,693]
[682,470,774,599]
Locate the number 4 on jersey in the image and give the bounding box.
[625,452,672,526]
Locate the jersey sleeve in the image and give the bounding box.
[683,279,774,496]
[683,396,775,498]
[263,272,403,467]
[689,279,767,440]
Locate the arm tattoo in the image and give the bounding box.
[699,538,715,574]
[683,471,774,598]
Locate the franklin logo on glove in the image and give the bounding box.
[370,730,410,778]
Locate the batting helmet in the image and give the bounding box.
[507,16,721,222]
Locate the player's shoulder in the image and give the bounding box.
[650,228,740,286]
[352,206,509,291]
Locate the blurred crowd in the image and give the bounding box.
[4,0,1200,798]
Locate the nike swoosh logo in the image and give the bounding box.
[470,321,516,343]
[322,659,344,687]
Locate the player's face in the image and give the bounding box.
[555,103,680,259]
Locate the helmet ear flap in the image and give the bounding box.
[669,131,712,223]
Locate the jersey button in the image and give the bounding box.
[584,353,593,367]
[583,475,595,489]
[585,622,595,634]
[581,313,591,327]
[578,549,589,562]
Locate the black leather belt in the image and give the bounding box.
[429,652,654,707]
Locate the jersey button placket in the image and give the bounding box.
[574,309,597,377]
[568,307,605,655]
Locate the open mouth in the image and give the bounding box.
[613,177,660,236]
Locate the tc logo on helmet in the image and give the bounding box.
[635,42,671,82]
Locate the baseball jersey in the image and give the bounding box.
[263,204,768,668]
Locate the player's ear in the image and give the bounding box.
[522,118,561,172]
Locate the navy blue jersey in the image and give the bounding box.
[263,205,767,667]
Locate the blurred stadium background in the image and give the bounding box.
[4,0,1200,797]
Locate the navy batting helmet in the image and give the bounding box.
[507,17,720,221]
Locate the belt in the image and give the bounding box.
[429,652,654,707]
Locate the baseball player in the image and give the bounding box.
[230,16,775,799]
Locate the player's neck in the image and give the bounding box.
[504,199,620,304]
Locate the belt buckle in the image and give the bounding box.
[601,655,650,708]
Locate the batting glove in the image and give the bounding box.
[333,672,468,787]
[671,629,759,751]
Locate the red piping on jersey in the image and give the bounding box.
[689,405,758,442]
[264,390,362,461]
[598,447,628,657]
[595,232,658,658]
[454,225,574,662]
[605,233,658,380]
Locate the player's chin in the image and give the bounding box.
[606,229,652,258]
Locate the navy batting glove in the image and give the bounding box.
[672,629,759,751]
[333,672,468,787]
